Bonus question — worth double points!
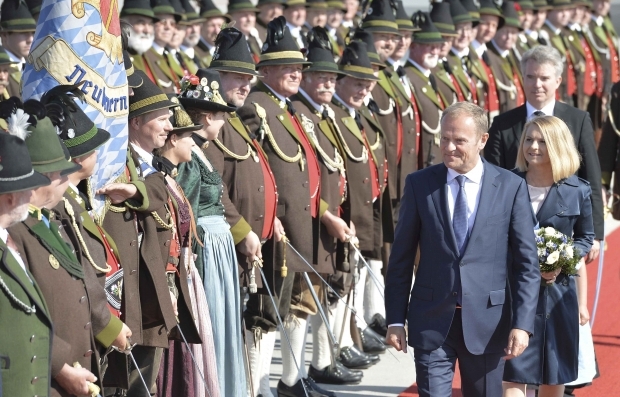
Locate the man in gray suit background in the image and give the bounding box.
[385,102,540,397]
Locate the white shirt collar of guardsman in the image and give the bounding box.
[526,100,556,119]
[446,154,484,185]
[298,87,323,114]
[569,22,582,32]
[151,41,166,56]
[5,48,24,68]
[180,45,194,59]
[490,40,509,58]
[0,226,32,281]
[286,22,305,48]
[472,41,487,58]
[544,19,562,35]
[263,83,287,107]
[131,143,155,168]
[409,58,431,77]
[451,46,469,59]
[332,93,356,118]
[593,15,604,26]
[387,57,400,69]
[526,30,538,40]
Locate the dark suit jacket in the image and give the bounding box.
[385,160,540,355]
[485,102,604,240]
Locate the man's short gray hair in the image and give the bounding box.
[520,45,564,78]
[440,102,488,138]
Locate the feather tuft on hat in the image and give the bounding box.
[7,109,32,141]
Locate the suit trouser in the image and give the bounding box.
[127,345,163,397]
[413,310,504,397]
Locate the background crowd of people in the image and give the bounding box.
[1,0,620,396]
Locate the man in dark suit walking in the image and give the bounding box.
[485,45,604,262]
[385,102,540,397]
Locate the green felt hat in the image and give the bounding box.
[306,0,329,8]
[285,0,307,7]
[478,0,505,29]
[121,0,158,19]
[209,27,260,76]
[532,0,553,10]
[546,0,574,9]
[339,41,379,81]
[447,0,474,25]
[412,11,446,44]
[257,0,286,5]
[258,16,311,67]
[430,2,458,37]
[24,0,42,16]
[516,0,535,11]
[228,0,260,13]
[199,0,231,21]
[304,26,344,74]
[395,0,414,31]
[461,0,481,26]
[0,0,36,32]
[501,1,524,30]
[0,46,19,65]
[179,68,237,113]
[326,0,346,10]
[0,132,50,194]
[180,0,204,22]
[151,0,183,22]
[129,70,178,119]
[361,0,400,35]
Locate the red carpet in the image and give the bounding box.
[399,227,620,397]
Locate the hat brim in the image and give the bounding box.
[128,72,144,88]
[129,98,177,119]
[67,128,111,158]
[121,9,160,21]
[339,70,379,81]
[257,58,312,67]
[32,158,82,176]
[229,6,260,13]
[413,36,447,44]
[171,124,204,134]
[0,170,51,194]
[179,98,237,113]
[1,25,36,32]
[362,26,402,36]
[303,64,345,74]
[209,65,262,77]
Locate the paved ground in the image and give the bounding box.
[267,329,417,397]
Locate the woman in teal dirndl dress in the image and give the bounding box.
[176,69,247,397]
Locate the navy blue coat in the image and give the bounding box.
[385,160,541,355]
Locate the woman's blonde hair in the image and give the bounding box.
[515,115,581,182]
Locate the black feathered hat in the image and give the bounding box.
[257,16,312,67]
[412,11,446,44]
[394,0,414,31]
[0,0,36,32]
[209,27,260,76]
[361,0,400,35]
[339,41,379,81]
[429,2,458,37]
[304,26,343,74]
[40,85,111,158]
[178,69,237,113]
[351,28,386,69]
[0,132,50,194]
[129,70,177,119]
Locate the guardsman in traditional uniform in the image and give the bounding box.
[166,0,201,76]
[97,76,195,396]
[598,80,620,217]
[198,28,279,397]
[304,0,328,32]
[514,0,536,59]
[486,1,525,113]
[0,47,19,101]
[445,0,480,107]
[6,102,101,397]
[538,0,581,106]
[591,0,620,100]
[291,27,370,388]
[283,0,308,49]
[256,0,286,40]
[326,0,347,58]
[405,13,448,169]
[469,0,503,122]
[330,40,385,370]
[0,132,53,397]
[45,87,135,392]
[194,0,230,68]
[25,0,43,22]
[0,0,36,98]
[178,0,207,68]
[229,0,264,64]
[236,16,333,396]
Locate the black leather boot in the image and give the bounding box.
[338,345,379,369]
[359,327,387,353]
[308,363,363,385]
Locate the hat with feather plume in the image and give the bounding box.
[257,16,312,67]
[209,27,260,76]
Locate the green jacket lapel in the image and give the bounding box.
[0,240,51,318]
[406,63,442,108]
[341,115,378,165]
[387,71,412,104]
[359,106,383,134]
[165,52,185,78]
[377,71,398,102]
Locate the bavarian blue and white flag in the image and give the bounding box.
[22,0,128,215]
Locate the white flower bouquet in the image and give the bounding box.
[535,227,581,276]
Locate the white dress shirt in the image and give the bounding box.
[263,83,287,107]
[332,93,356,117]
[409,59,431,77]
[151,42,166,56]
[447,157,484,237]
[526,100,555,120]
[287,22,305,49]
[298,88,323,113]
[490,40,509,58]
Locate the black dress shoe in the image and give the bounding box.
[338,345,379,369]
[305,376,339,396]
[277,379,327,397]
[335,360,362,377]
[368,313,388,337]
[359,327,387,354]
[308,364,362,385]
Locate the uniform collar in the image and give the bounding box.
[409,58,430,77]
[262,83,287,107]
[131,143,155,166]
[451,46,469,58]
[544,20,562,35]
[151,42,166,56]
[298,88,323,113]
[490,40,509,58]
[333,93,356,118]
[180,45,195,59]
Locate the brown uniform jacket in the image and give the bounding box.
[404,60,444,169]
[7,67,20,98]
[9,212,98,396]
[131,48,178,94]
[486,43,523,114]
[237,82,324,273]
[588,17,618,95]
[194,39,213,68]
[102,149,198,347]
[291,91,346,274]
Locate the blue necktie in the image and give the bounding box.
[453,175,468,255]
